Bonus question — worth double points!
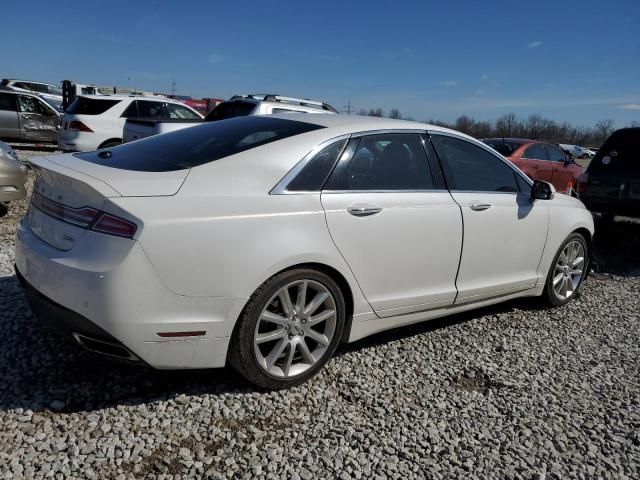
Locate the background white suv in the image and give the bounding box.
[58,95,202,151]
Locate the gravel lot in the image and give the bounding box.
[1,149,639,479]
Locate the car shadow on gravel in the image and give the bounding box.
[1,217,637,414]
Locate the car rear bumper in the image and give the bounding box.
[0,169,27,203]
[14,217,246,369]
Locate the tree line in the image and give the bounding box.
[357,108,640,147]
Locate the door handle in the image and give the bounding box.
[347,205,382,217]
[469,203,491,211]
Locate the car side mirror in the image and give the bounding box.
[531,180,555,200]
[564,157,574,166]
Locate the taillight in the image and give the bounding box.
[92,213,137,238]
[68,120,93,132]
[576,173,589,196]
[31,192,137,239]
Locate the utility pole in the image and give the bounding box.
[343,100,353,115]
[170,77,177,96]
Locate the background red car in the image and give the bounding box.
[483,138,584,194]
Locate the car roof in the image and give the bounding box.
[0,86,42,97]
[3,79,57,86]
[78,94,171,101]
[267,113,478,139]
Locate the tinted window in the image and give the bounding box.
[165,103,200,119]
[546,145,566,162]
[0,92,16,111]
[31,83,49,93]
[588,128,640,175]
[286,139,347,191]
[431,135,517,193]
[522,144,548,160]
[325,133,434,191]
[74,116,324,172]
[137,101,165,118]
[121,101,139,118]
[483,139,523,156]
[205,101,256,121]
[66,97,120,115]
[515,174,532,194]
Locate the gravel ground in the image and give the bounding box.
[1,149,639,479]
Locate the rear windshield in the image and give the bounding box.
[66,97,120,115]
[588,128,640,175]
[482,139,523,156]
[204,101,256,121]
[74,116,325,172]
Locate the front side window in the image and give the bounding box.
[546,145,566,162]
[522,144,548,160]
[431,134,518,193]
[164,103,201,119]
[325,133,434,191]
[74,116,325,172]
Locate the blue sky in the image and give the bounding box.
[4,0,639,126]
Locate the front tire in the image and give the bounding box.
[228,268,346,389]
[542,233,589,307]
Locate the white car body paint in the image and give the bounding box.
[15,114,595,369]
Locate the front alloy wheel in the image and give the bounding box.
[543,232,589,307]
[229,269,345,389]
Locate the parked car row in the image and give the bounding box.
[1,78,63,110]
[482,138,584,194]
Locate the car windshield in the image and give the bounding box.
[588,129,640,176]
[74,116,325,172]
[482,139,523,156]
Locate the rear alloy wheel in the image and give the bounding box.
[543,233,589,307]
[229,269,345,389]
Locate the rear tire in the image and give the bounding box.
[0,203,8,217]
[228,268,346,390]
[542,233,589,307]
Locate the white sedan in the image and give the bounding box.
[15,114,594,389]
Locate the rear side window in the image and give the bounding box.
[74,116,325,172]
[588,129,640,175]
[522,144,548,160]
[286,139,347,191]
[205,101,256,121]
[325,133,434,191]
[483,140,522,157]
[0,92,16,111]
[66,97,120,115]
[431,134,518,193]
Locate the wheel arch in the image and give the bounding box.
[98,138,122,149]
[572,226,593,279]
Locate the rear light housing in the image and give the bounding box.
[576,173,589,196]
[68,120,94,132]
[31,192,137,238]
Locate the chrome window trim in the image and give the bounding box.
[270,134,351,195]
[349,128,428,138]
[321,189,450,194]
[427,130,534,190]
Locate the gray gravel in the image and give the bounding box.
[1,149,639,479]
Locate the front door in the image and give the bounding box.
[546,144,581,193]
[17,95,58,142]
[519,143,553,183]
[430,133,548,302]
[321,132,463,317]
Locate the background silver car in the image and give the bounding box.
[0,141,27,216]
[0,87,60,144]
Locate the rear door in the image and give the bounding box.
[321,132,462,317]
[430,133,548,302]
[17,95,59,142]
[520,143,553,182]
[0,92,20,139]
